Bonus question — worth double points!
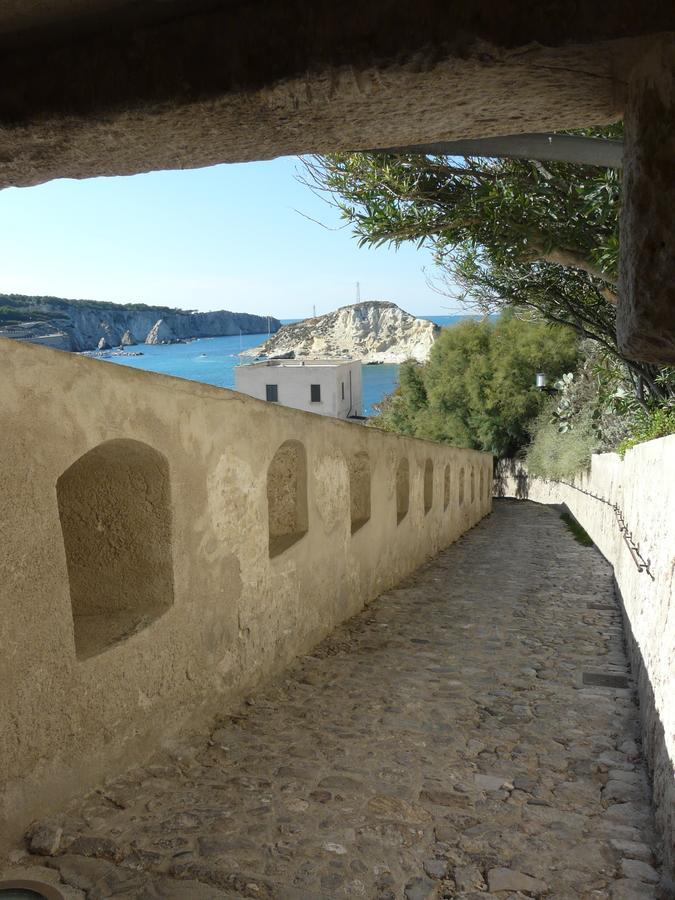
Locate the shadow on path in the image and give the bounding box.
[11,501,665,898]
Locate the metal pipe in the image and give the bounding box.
[370,133,623,169]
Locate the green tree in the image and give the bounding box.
[372,312,579,457]
[302,131,674,409]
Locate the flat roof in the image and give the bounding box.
[237,358,360,369]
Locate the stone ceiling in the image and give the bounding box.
[0,2,672,188]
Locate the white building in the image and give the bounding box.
[235,358,363,419]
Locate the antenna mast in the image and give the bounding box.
[356,281,361,303]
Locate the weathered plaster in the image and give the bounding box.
[347,450,370,534]
[0,337,491,848]
[56,438,175,658]
[618,38,675,364]
[496,437,675,872]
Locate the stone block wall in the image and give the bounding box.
[495,437,675,871]
[0,337,491,848]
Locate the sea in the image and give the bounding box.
[103,315,473,416]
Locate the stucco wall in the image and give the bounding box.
[235,360,363,419]
[0,337,491,848]
[495,438,675,870]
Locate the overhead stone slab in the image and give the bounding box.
[0,1,671,189]
[618,38,675,363]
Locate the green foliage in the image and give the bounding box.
[399,362,428,411]
[371,312,579,457]
[617,407,675,457]
[560,512,594,546]
[303,131,674,411]
[305,128,622,284]
[525,402,600,479]
[0,304,70,324]
[524,343,675,477]
[0,293,185,319]
[548,345,635,450]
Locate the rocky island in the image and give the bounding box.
[245,301,439,364]
[0,293,280,352]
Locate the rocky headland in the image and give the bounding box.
[0,294,280,352]
[245,301,439,364]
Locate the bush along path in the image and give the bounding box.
[7,500,666,898]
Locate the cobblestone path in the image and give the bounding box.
[14,501,665,898]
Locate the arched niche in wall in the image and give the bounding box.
[267,439,309,557]
[423,458,433,514]
[443,464,451,511]
[396,457,409,525]
[348,450,371,534]
[56,438,174,660]
[458,467,465,506]
[470,466,475,503]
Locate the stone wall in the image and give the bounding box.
[1,3,671,190]
[0,337,491,848]
[495,437,675,871]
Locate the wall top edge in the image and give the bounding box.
[0,336,493,460]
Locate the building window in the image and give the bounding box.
[266,384,278,402]
[310,384,321,403]
[341,381,345,400]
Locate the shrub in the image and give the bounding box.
[525,402,599,480]
[370,311,578,457]
[618,407,675,458]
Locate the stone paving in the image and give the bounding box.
[10,501,666,898]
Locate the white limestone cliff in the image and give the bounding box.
[145,319,177,344]
[0,294,282,352]
[246,301,439,364]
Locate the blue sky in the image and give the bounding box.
[0,156,463,319]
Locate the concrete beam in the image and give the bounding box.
[618,39,675,364]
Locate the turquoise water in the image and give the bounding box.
[103,315,473,416]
